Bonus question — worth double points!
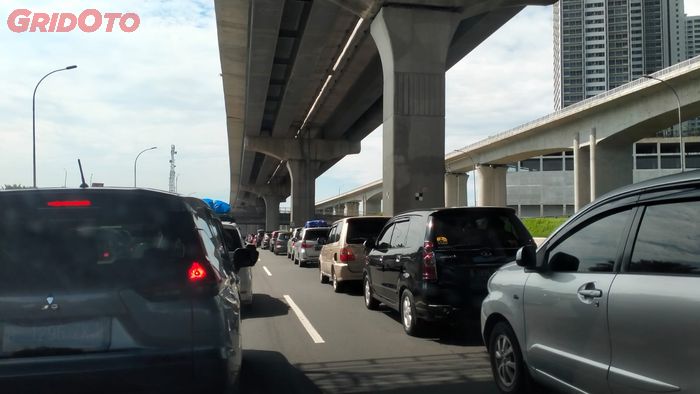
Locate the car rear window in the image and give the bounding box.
[303,229,329,240]
[430,210,530,250]
[346,218,389,244]
[279,233,290,241]
[0,192,198,292]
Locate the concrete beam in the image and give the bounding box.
[245,136,361,162]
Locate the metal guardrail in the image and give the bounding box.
[449,55,700,158]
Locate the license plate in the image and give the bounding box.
[3,319,108,353]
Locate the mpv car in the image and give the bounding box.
[273,231,291,255]
[319,217,389,292]
[482,171,700,394]
[268,231,280,252]
[0,188,257,393]
[287,227,302,259]
[364,207,533,336]
[294,227,331,267]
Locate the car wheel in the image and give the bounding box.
[364,276,379,310]
[332,270,343,293]
[294,258,299,265]
[319,269,328,284]
[299,259,305,268]
[401,290,422,336]
[488,321,534,393]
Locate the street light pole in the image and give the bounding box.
[134,147,158,187]
[32,65,78,188]
[642,75,684,172]
[453,149,478,206]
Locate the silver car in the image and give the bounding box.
[293,227,330,267]
[481,171,700,394]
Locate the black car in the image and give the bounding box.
[363,207,533,336]
[0,188,257,393]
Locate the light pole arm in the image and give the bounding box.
[134,147,157,187]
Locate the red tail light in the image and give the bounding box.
[422,241,437,281]
[47,200,91,207]
[188,262,208,282]
[301,241,310,248]
[339,247,355,262]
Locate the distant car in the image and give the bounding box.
[482,171,700,394]
[293,227,330,267]
[319,216,389,292]
[287,227,302,259]
[274,232,291,255]
[221,221,255,305]
[255,229,265,247]
[363,207,533,336]
[268,231,280,251]
[261,232,272,249]
[0,188,257,393]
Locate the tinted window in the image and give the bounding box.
[629,202,700,275]
[376,224,394,248]
[406,217,426,247]
[548,209,632,273]
[345,218,389,244]
[0,193,198,291]
[303,229,329,240]
[327,226,337,243]
[390,221,410,248]
[223,227,243,250]
[335,222,344,242]
[430,210,531,250]
[196,217,223,273]
[278,233,290,241]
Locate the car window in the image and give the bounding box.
[547,209,632,273]
[406,217,426,247]
[335,221,344,242]
[430,210,530,249]
[195,217,223,273]
[304,229,329,240]
[223,227,243,250]
[345,218,389,244]
[376,224,394,248]
[629,201,700,275]
[390,220,410,248]
[328,225,337,243]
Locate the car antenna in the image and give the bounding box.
[77,159,89,189]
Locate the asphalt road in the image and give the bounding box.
[238,249,499,394]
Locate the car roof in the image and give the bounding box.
[0,187,187,208]
[393,206,516,218]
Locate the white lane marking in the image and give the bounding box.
[263,266,272,276]
[283,295,325,344]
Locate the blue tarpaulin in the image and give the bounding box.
[202,198,231,214]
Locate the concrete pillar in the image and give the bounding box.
[371,7,460,216]
[286,159,320,227]
[365,196,382,215]
[593,143,633,198]
[476,165,507,207]
[589,128,597,202]
[573,133,591,211]
[262,194,284,231]
[345,201,360,217]
[445,172,469,207]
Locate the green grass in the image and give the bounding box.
[521,217,569,238]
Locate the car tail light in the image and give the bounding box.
[47,200,91,207]
[339,247,355,262]
[188,262,208,282]
[301,241,310,248]
[422,241,437,281]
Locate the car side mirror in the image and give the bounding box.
[515,245,537,270]
[363,238,375,250]
[232,248,257,271]
[549,251,579,272]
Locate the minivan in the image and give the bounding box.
[364,207,533,336]
[0,189,257,393]
[293,227,331,267]
[318,216,389,292]
[482,171,700,394]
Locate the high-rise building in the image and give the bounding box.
[554,0,686,110]
[688,15,700,58]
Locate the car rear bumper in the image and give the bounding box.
[333,263,363,282]
[0,348,233,393]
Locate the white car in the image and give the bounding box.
[222,222,254,306]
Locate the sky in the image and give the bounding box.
[1,1,699,205]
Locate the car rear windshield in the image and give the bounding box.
[346,218,389,244]
[0,191,198,292]
[303,229,329,240]
[278,233,291,240]
[430,210,530,250]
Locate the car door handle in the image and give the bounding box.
[577,289,602,298]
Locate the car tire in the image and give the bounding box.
[488,321,535,394]
[332,270,343,293]
[299,259,305,268]
[364,276,379,310]
[400,290,422,336]
[320,269,328,284]
[294,258,299,265]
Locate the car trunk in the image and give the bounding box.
[0,191,197,360]
[429,209,532,307]
[344,218,389,273]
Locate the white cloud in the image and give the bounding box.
[0,0,229,200]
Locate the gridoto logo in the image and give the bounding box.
[7,9,140,33]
